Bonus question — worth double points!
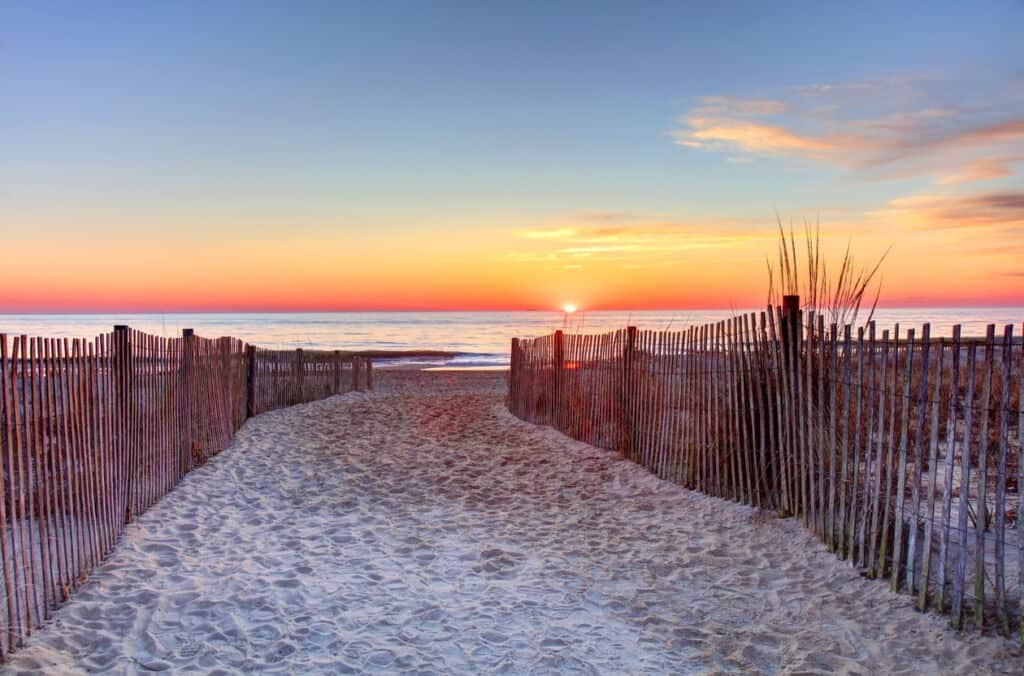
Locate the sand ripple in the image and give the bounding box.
[4,370,1022,674]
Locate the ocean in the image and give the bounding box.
[0,309,1021,368]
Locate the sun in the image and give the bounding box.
[562,304,577,314]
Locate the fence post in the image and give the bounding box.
[553,330,565,427]
[181,329,195,473]
[510,338,520,415]
[781,295,800,363]
[295,349,304,402]
[113,325,133,522]
[623,326,637,457]
[245,344,256,418]
[779,297,801,520]
[351,356,361,391]
[366,358,373,390]
[334,351,341,393]
[781,296,802,434]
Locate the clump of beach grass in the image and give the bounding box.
[766,216,888,330]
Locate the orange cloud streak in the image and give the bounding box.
[2,208,1022,312]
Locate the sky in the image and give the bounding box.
[1,1,1022,311]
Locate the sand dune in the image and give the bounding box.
[3,370,1022,674]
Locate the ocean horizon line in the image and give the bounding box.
[2,303,1023,316]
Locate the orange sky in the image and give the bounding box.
[3,6,1022,312]
[2,212,1020,312]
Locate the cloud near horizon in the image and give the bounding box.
[512,216,772,267]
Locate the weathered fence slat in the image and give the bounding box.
[1018,322,1024,646]
[890,327,916,590]
[973,326,996,628]
[814,315,826,538]
[866,328,890,576]
[877,325,902,578]
[846,326,865,560]
[905,324,931,594]
[837,325,853,557]
[766,307,789,513]
[951,340,979,630]
[994,324,1013,634]
[918,336,945,611]
[826,322,839,549]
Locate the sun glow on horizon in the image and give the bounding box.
[563,304,577,314]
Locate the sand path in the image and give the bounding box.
[4,370,1022,674]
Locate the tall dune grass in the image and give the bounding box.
[766,217,888,330]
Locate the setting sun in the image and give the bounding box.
[563,304,577,314]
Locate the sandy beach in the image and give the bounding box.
[3,369,1022,674]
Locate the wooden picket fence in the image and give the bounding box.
[0,326,372,659]
[249,345,373,416]
[509,300,1024,643]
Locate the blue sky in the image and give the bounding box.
[2,1,1022,310]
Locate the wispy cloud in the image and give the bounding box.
[509,215,771,268]
[939,157,1022,185]
[675,118,832,156]
[557,237,746,255]
[575,211,634,222]
[521,228,577,239]
[519,212,638,240]
[696,96,791,116]
[869,190,1024,230]
[672,96,831,158]
[672,76,1024,182]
